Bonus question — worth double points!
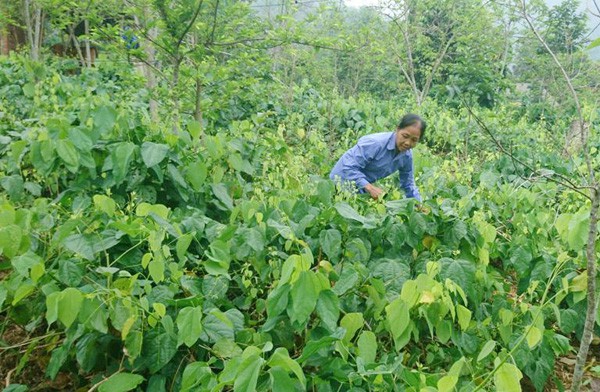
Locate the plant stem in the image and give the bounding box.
[572,187,600,391]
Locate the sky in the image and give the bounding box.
[344,0,378,7]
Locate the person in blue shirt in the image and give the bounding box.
[329,114,426,201]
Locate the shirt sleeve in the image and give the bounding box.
[398,152,422,201]
[341,137,378,189]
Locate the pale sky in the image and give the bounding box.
[344,0,379,7]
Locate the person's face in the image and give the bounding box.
[395,123,422,152]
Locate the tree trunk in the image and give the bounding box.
[23,0,42,61]
[134,11,159,122]
[286,53,296,109]
[333,53,339,94]
[68,24,86,66]
[194,76,203,124]
[572,186,600,391]
[23,0,34,59]
[171,56,181,134]
[499,18,512,77]
[419,37,453,105]
[33,7,42,60]
[84,19,92,67]
[353,65,360,96]
[400,25,421,106]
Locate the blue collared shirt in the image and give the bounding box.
[329,131,421,201]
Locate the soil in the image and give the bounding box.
[0,316,76,391]
[521,342,600,392]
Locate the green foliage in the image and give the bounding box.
[545,0,588,54]
[98,373,145,392]
[511,0,599,124]
[0,0,598,387]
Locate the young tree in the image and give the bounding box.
[379,0,507,107]
[125,0,275,133]
[512,0,592,120]
[22,0,44,61]
[545,0,587,56]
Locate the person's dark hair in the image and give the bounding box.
[398,114,426,140]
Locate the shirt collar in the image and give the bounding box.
[386,131,397,151]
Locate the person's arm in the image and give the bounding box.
[341,137,378,190]
[364,183,384,199]
[398,152,422,201]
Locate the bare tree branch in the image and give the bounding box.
[419,36,453,103]
[207,0,220,46]
[175,0,204,52]
[207,37,355,53]
[68,23,87,66]
[460,95,593,200]
[592,0,600,17]
[520,0,592,182]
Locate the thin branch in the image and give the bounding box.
[460,95,593,201]
[133,53,167,80]
[128,24,173,59]
[23,0,35,59]
[202,36,268,47]
[400,20,419,103]
[592,0,600,17]
[382,13,420,102]
[207,0,220,46]
[207,37,354,53]
[174,0,204,51]
[5,368,15,388]
[420,36,453,103]
[68,23,87,66]
[520,0,594,185]
[88,25,169,81]
[0,332,63,350]
[288,39,352,52]
[395,57,417,97]
[87,375,110,392]
[583,20,600,40]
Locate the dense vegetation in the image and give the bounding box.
[1,0,600,391]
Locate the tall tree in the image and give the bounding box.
[545,0,587,55]
[513,0,593,120]
[380,0,506,106]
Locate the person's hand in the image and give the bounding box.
[364,184,384,200]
